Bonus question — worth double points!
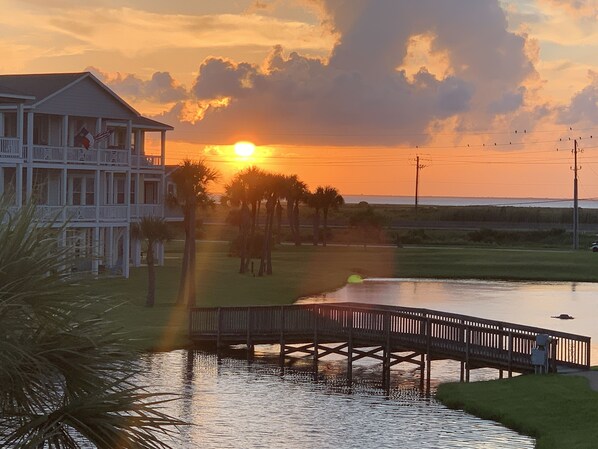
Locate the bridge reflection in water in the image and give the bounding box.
[189,303,591,392]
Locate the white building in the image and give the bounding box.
[0,72,173,277]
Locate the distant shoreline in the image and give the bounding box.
[343,195,597,208]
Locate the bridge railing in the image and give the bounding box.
[190,303,591,370]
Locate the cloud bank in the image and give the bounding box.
[99,0,594,147]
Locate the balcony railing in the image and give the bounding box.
[6,204,167,223]
[131,204,163,218]
[24,145,129,166]
[131,154,163,170]
[24,205,129,223]
[0,137,22,159]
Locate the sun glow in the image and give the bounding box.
[234,141,255,157]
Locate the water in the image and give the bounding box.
[344,194,598,208]
[144,350,534,449]
[138,278,598,448]
[297,278,598,364]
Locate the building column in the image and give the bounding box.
[25,111,34,200]
[15,164,22,207]
[123,225,130,278]
[92,226,100,275]
[0,111,4,136]
[62,115,69,163]
[107,226,114,267]
[133,238,142,267]
[160,130,166,217]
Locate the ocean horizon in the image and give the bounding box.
[343,195,598,208]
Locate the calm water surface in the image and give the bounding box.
[138,278,598,448]
[297,278,598,364]
[144,350,534,449]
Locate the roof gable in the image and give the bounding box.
[33,75,138,119]
[0,72,172,129]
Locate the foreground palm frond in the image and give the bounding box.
[0,201,187,448]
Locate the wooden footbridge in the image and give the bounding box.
[189,303,591,390]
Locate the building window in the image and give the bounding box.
[144,182,158,204]
[85,178,95,206]
[116,179,125,204]
[72,178,82,205]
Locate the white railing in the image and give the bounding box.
[13,205,129,223]
[25,145,129,166]
[0,137,22,159]
[131,154,163,169]
[131,204,163,218]
[99,205,128,221]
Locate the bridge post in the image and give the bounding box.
[279,306,285,374]
[216,307,222,359]
[426,318,431,395]
[383,312,391,389]
[247,307,254,362]
[465,326,470,382]
[508,331,513,378]
[313,304,319,381]
[499,325,504,379]
[347,308,353,387]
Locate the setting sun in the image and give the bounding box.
[234,141,255,157]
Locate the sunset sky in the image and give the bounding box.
[2,0,598,199]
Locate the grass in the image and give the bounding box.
[437,375,598,449]
[96,242,598,350]
[96,239,598,447]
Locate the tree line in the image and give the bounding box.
[136,160,346,310]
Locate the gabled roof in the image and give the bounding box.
[0,73,84,107]
[0,72,139,114]
[134,116,174,131]
[0,72,172,130]
[0,83,36,103]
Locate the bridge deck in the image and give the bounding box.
[189,302,590,385]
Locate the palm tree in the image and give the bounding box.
[169,159,219,308]
[282,175,308,246]
[307,187,325,246]
[320,186,345,247]
[222,175,252,273]
[258,172,286,276]
[132,217,172,307]
[0,201,184,447]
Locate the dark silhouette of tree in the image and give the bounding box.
[307,187,325,246]
[169,159,219,308]
[258,173,286,276]
[320,186,345,247]
[282,175,308,246]
[223,166,266,274]
[131,217,172,307]
[0,202,185,447]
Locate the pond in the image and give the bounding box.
[145,349,535,449]
[142,277,598,448]
[297,278,598,364]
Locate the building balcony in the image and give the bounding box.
[131,154,163,170]
[24,145,129,166]
[131,204,164,219]
[26,205,130,223]
[21,145,164,169]
[0,137,22,160]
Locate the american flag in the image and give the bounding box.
[94,129,114,143]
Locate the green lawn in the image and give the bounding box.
[97,242,598,350]
[437,375,598,449]
[97,241,598,447]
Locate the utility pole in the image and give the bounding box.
[572,139,581,250]
[412,156,428,213]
